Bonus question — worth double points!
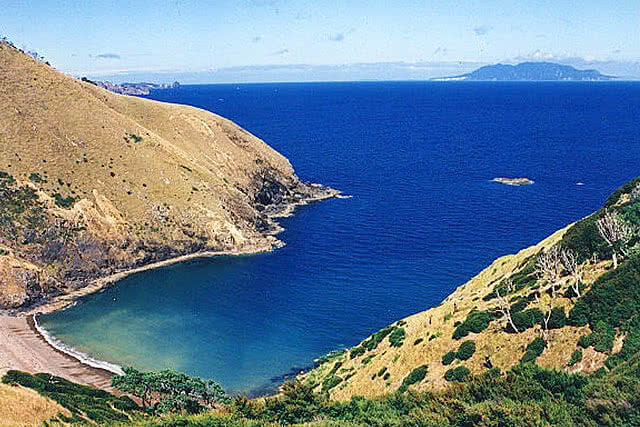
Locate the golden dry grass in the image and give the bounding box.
[305,223,612,401]
[0,41,319,309]
[0,41,295,249]
[0,383,70,426]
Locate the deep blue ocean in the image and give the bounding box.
[41,81,640,394]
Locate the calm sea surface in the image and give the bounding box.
[41,82,640,394]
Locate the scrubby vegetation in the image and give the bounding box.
[456,340,476,361]
[397,365,428,393]
[444,366,470,382]
[442,351,457,365]
[569,349,583,366]
[351,325,406,358]
[509,308,544,332]
[124,133,143,144]
[452,311,493,339]
[521,337,547,363]
[9,357,640,426]
[2,370,140,424]
[442,341,476,366]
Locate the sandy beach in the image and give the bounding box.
[0,315,116,391]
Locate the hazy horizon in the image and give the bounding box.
[3,0,639,83]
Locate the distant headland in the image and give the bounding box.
[80,77,180,95]
[435,62,614,81]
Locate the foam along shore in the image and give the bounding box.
[0,314,116,391]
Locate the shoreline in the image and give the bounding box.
[1,185,341,392]
[0,314,116,391]
[26,184,340,316]
[25,245,274,316]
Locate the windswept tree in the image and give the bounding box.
[561,248,584,298]
[111,367,229,415]
[535,246,563,298]
[541,301,553,340]
[596,210,636,269]
[496,281,518,333]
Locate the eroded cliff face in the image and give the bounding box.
[0,41,335,311]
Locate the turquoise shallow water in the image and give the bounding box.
[41,81,640,394]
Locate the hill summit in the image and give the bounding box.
[0,41,335,311]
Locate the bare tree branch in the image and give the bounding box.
[561,248,584,298]
[596,210,635,269]
[496,282,518,333]
[535,246,562,298]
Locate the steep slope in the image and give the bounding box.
[0,383,71,425]
[0,41,335,310]
[305,178,640,401]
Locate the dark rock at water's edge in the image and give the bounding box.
[243,363,317,399]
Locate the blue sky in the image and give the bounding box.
[3,0,639,82]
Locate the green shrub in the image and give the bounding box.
[569,349,583,366]
[327,361,343,377]
[605,316,640,369]
[388,327,406,347]
[350,346,366,359]
[377,367,387,378]
[52,193,77,208]
[444,366,470,382]
[453,311,493,340]
[520,337,546,363]
[429,332,442,341]
[510,308,544,332]
[315,349,345,365]
[548,307,567,329]
[362,354,375,365]
[398,365,428,393]
[457,340,476,361]
[413,338,424,345]
[569,255,640,330]
[28,172,43,183]
[321,375,343,393]
[124,133,143,144]
[442,351,457,365]
[578,320,616,353]
[511,298,530,313]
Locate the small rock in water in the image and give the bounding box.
[492,177,534,186]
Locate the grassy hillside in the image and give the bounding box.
[0,382,70,425]
[304,178,640,401]
[0,41,334,310]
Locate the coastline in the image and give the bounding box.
[27,183,340,316]
[0,314,115,391]
[1,185,340,390]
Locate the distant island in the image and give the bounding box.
[435,62,614,81]
[80,77,180,95]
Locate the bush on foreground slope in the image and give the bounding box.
[5,356,640,426]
